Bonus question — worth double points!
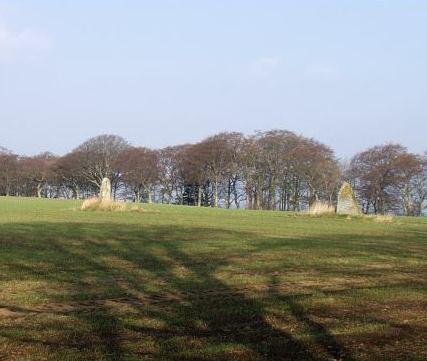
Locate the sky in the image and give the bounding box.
[0,1,426,159]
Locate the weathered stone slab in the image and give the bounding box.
[100,177,111,201]
[337,182,360,215]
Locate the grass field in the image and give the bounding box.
[0,198,426,361]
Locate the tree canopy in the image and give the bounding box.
[1,131,425,215]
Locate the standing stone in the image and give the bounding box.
[337,182,360,215]
[100,177,112,202]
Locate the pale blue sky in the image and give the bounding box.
[0,1,426,158]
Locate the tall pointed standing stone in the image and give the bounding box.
[337,182,360,215]
[100,177,112,202]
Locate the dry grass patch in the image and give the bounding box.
[81,197,126,212]
[129,204,160,214]
[362,214,395,223]
[372,214,394,223]
[308,201,336,216]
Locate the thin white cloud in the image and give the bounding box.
[257,56,281,68]
[248,56,281,76]
[304,65,340,78]
[0,19,52,62]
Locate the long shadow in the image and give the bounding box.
[1,221,426,360]
[1,224,132,360]
[268,275,356,361]
[136,241,320,360]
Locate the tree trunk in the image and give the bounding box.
[233,178,240,208]
[197,186,202,207]
[226,179,232,209]
[37,183,43,198]
[255,189,261,210]
[135,189,140,203]
[148,188,153,204]
[246,182,253,209]
[269,177,276,210]
[213,179,219,207]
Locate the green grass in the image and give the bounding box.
[0,197,426,361]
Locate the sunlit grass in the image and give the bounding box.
[0,197,426,360]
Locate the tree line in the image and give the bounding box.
[0,131,426,215]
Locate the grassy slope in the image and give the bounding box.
[0,197,426,361]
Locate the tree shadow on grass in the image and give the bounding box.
[268,275,355,361]
[137,241,320,360]
[1,221,425,360]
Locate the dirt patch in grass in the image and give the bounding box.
[0,307,34,319]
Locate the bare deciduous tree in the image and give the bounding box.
[117,147,159,203]
[73,134,130,193]
[1,132,424,215]
[0,147,18,196]
[348,144,425,214]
